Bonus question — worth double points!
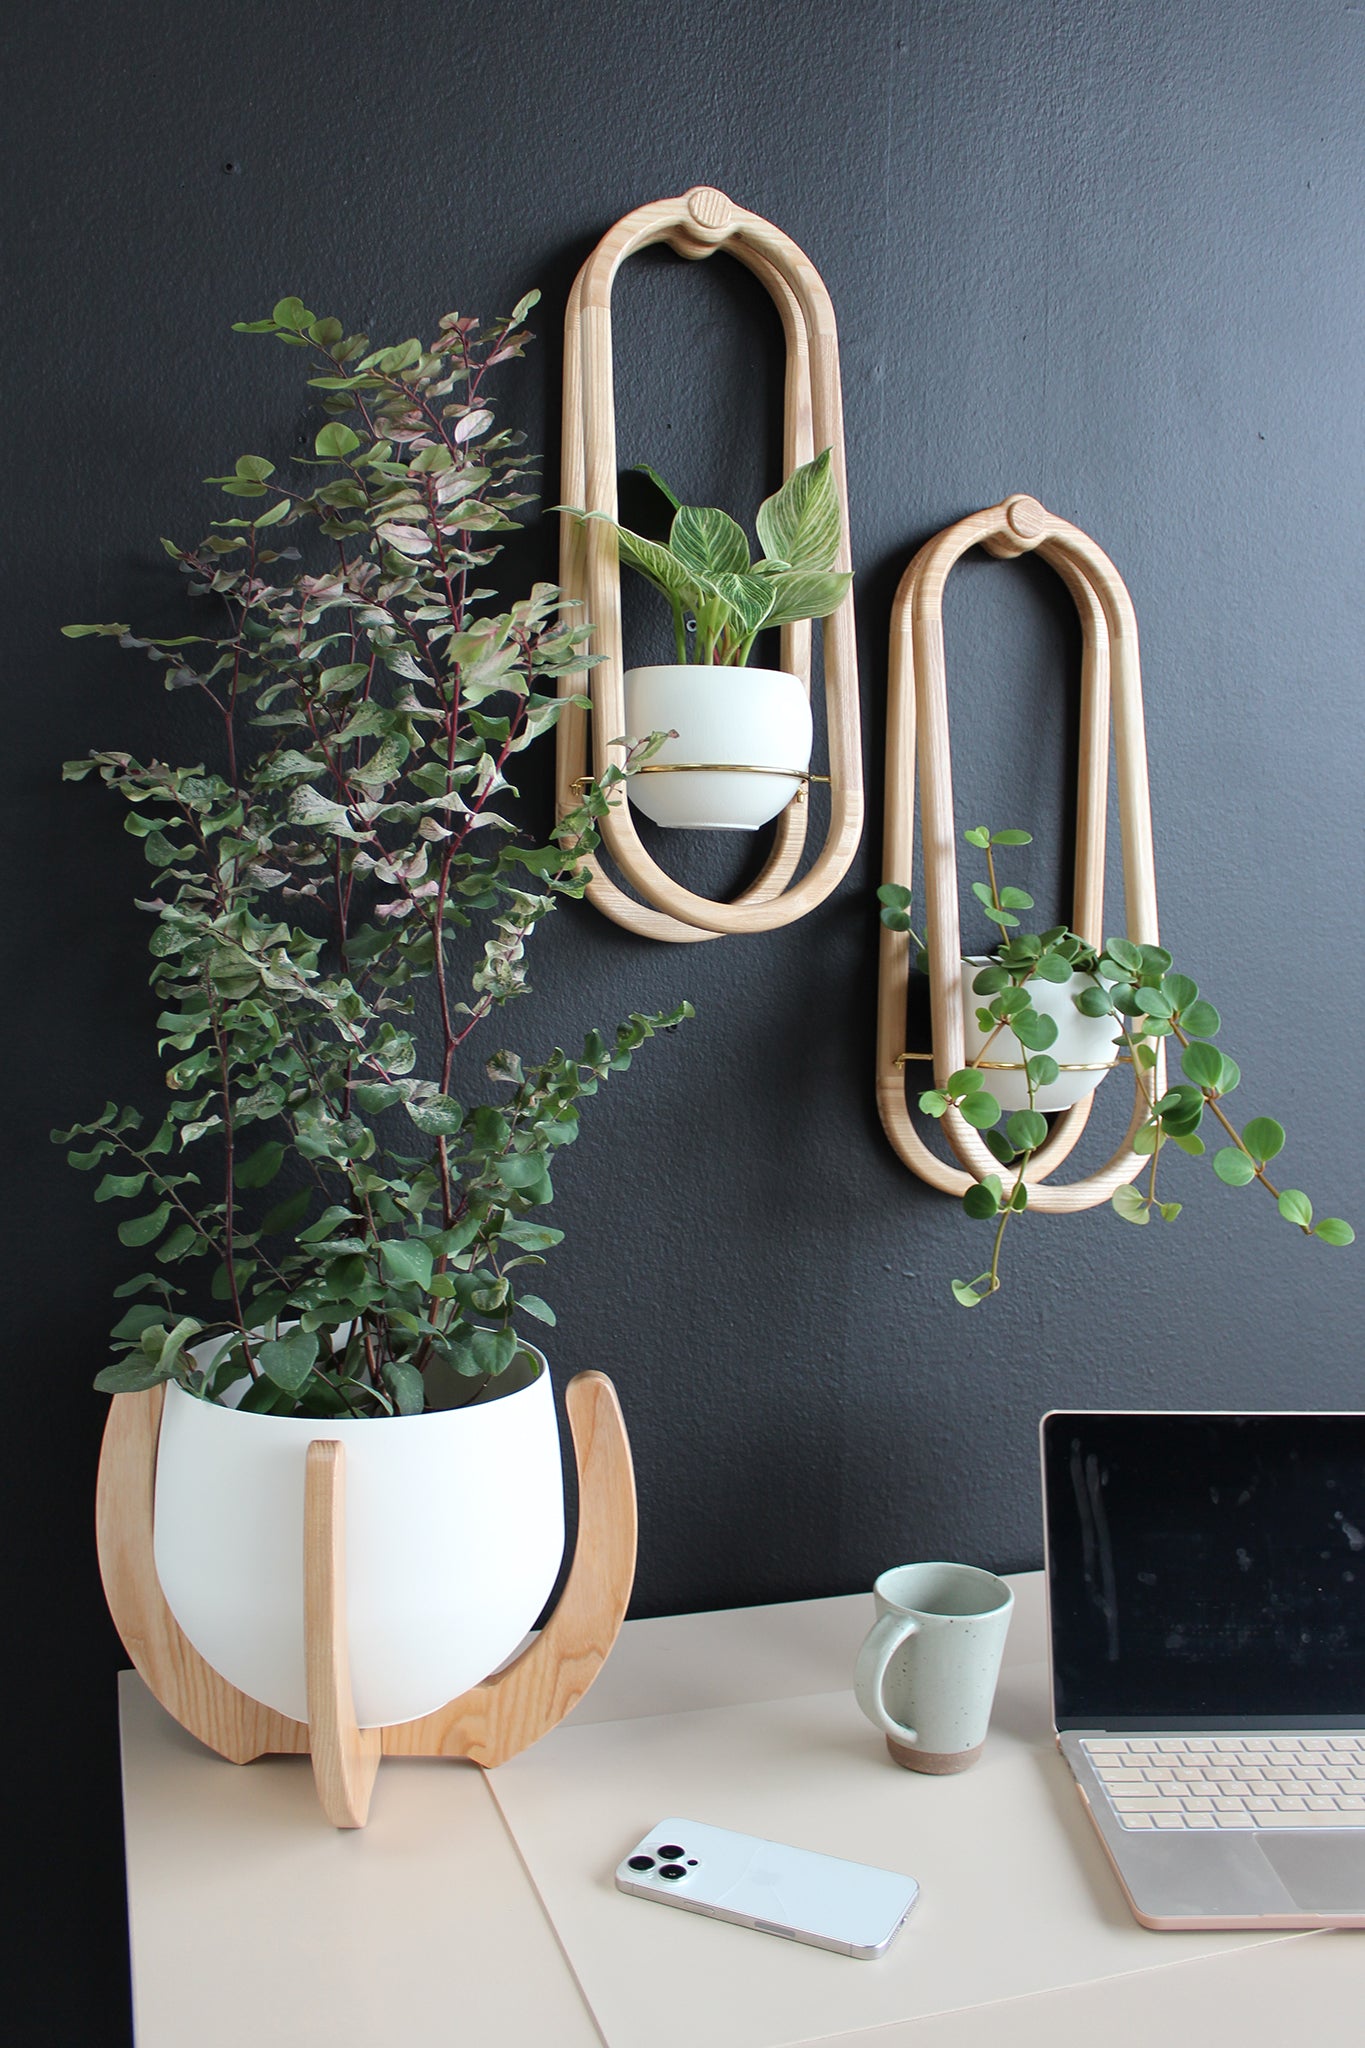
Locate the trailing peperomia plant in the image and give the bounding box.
[57,293,690,1417]
[574,449,851,665]
[880,826,1353,1306]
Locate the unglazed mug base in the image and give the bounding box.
[886,1734,984,1775]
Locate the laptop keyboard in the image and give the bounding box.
[1081,1735,1365,1830]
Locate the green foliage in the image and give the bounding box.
[60,299,692,1414]
[884,827,1352,1306]
[571,448,852,666]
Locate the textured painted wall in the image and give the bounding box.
[4,1,1361,2036]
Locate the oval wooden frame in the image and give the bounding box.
[555,186,863,940]
[876,494,1165,1211]
[96,1371,637,1827]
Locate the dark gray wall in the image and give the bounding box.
[4,2,1361,2037]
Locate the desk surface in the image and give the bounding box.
[119,1574,1362,2046]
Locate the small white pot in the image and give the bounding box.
[152,1353,565,1728]
[961,957,1121,1112]
[623,665,813,831]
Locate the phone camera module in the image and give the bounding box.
[627,1855,655,1871]
[658,1863,687,1881]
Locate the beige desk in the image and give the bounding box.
[119,1574,1363,2045]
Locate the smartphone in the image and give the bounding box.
[614,1817,919,1959]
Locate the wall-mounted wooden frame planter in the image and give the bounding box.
[876,494,1164,1209]
[556,186,862,942]
[96,1371,636,1828]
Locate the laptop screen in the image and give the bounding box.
[1042,1412,1365,1729]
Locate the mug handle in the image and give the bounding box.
[854,1612,921,1744]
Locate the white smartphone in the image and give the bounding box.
[614,1817,919,1959]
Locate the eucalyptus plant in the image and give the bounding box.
[576,448,851,665]
[57,293,690,1417]
[880,827,1353,1306]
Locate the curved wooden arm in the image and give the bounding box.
[381,1371,637,1766]
[557,186,863,938]
[876,494,1164,1211]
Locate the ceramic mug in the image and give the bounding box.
[854,1562,1014,1774]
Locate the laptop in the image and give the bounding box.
[1041,1410,1365,1929]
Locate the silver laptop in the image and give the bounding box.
[1041,1410,1365,1928]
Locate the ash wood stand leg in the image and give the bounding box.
[304,1441,381,1827]
[97,1370,637,1827]
[556,184,863,939]
[875,493,1163,1210]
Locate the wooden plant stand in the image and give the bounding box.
[556,185,863,941]
[876,494,1164,1208]
[96,1371,637,1828]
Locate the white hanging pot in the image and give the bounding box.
[961,957,1121,1113]
[152,1349,564,1729]
[623,665,813,830]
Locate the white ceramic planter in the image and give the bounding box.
[152,1353,565,1728]
[623,664,813,830]
[961,957,1121,1113]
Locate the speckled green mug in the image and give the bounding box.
[854,1562,1014,1774]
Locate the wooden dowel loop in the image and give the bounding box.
[556,189,863,939]
[876,498,1164,1212]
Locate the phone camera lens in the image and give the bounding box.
[656,1843,684,1859]
[658,1863,687,1881]
[627,1855,655,1871]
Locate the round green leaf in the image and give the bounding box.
[948,1067,985,1094]
[984,1128,1018,1165]
[1010,1009,1058,1051]
[379,1237,434,1290]
[1135,986,1172,1018]
[1025,1055,1060,1089]
[1314,1218,1356,1246]
[1241,1117,1286,1163]
[962,1182,1000,1220]
[315,421,360,458]
[1032,951,1072,983]
[918,1090,950,1116]
[958,1089,1002,1130]
[1277,1189,1313,1229]
[1182,1040,1226,1091]
[257,1326,319,1393]
[1181,999,1221,1038]
[1073,985,1114,1018]
[236,1139,285,1188]
[1213,1147,1256,1186]
[1111,1183,1150,1225]
[951,1278,987,1307]
[877,882,911,911]
[1163,973,1199,1011]
[971,964,1011,994]
[990,829,1032,846]
[1105,938,1143,974]
[1006,1109,1048,1153]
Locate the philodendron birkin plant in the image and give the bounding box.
[880,826,1353,1307]
[58,293,692,1418]
[577,451,853,830]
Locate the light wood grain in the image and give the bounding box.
[556,185,862,938]
[303,1441,381,1827]
[97,1383,311,1764]
[876,494,1163,1210]
[383,1371,637,1765]
[97,1370,638,1825]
